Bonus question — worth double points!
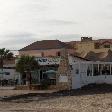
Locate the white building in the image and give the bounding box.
[71,61,112,89]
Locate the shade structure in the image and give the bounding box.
[84,50,112,62]
[43,70,56,79]
[101,50,112,62]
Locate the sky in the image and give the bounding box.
[0,0,112,50]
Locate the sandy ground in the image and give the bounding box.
[1,85,112,112]
[0,91,112,112]
[0,89,56,97]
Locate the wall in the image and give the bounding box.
[19,49,75,57]
[75,41,112,54]
[75,41,95,53]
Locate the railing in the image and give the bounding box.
[0,79,19,86]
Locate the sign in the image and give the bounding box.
[59,76,68,82]
[36,57,61,65]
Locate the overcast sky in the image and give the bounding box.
[0,0,112,50]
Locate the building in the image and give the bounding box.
[33,55,90,89]
[17,38,112,90]
[71,61,112,89]
[17,50,89,89]
[68,37,112,54]
[18,40,75,87]
[0,59,20,86]
[19,40,74,57]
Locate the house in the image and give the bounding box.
[0,59,20,86]
[18,38,112,90]
[32,55,112,90]
[18,40,75,87]
[17,53,90,89]
[68,37,112,54]
[71,61,112,89]
[19,40,75,57]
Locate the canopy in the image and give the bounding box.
[43,70,56,79]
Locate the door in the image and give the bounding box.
[80,63,88,86]
[72,63,81,89]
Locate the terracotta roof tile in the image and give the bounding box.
[19,40,73,51]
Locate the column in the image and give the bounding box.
[110,64,111,75]
[98,64,99,75]
[92,64,94,76]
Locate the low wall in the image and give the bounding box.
[15,85,41,90]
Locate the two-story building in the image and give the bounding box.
[19,40,75,57]
[18,40,75,85]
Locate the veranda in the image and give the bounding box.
[72,62,112,89]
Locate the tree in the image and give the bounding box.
[0,48,13,69]
[16,55,38,86]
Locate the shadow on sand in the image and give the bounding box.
[2,83,112,102]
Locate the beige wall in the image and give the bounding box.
[75,41,95,53]
[19,49,75,57]
[94,48,112,53]
[75,41,112,54]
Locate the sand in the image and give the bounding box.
[0,90,112,112]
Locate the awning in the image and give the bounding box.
[43,70,56,79]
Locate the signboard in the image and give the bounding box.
[59,76,68,82]
[36,57,61,65]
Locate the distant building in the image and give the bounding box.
[19,40,75,57]
[0,58,20,86]
[67,37,112,54]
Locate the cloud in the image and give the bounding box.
[0,33,82,50]
[41,19,78,26]
[0,32,38,50]
[2,32,35,38]
[1,0,112,50]
[47,34,82,41]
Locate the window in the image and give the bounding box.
[104,45,110,48]
[87,64,92,76]
[41,52,44,57]
[70,65,73,70]
[99,64,110,75]
[94,43,100,49]
[111,65,112,75]
[4,72,10,75]
[56,52,61,56]
[75,69,79,74]
[102,64,110,75]
[93,64,99,76]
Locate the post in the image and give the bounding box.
[98,64,99,75]
[110,64,111,75]
[92,64,94,76]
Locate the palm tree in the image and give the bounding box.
[16,55,38,86]
[0,48,13,69]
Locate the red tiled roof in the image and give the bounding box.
[94,39,112,45]
[19,40,73,51]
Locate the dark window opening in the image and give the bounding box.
[41,52,44,57]
[94,43,100,49]
[93,64,99,76]
[87,65,92,76]
[104,45,110,48]
[4,72,10,75]
[70,65,73,70]
[56,52,61,56]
